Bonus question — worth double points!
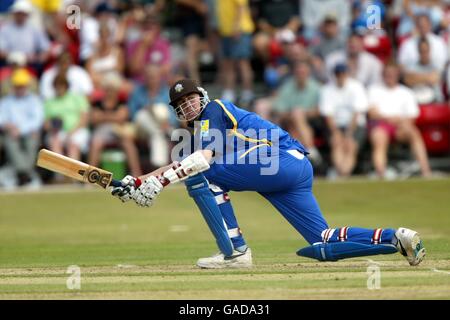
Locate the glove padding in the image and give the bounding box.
[111,175,138,203]
[132,175,164,207]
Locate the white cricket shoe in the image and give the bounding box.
[196,248,253,269]
[395,228,426,266]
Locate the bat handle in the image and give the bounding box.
[110,179,123,188]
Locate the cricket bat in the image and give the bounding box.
[36,149,122,188]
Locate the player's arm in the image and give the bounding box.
[111,150,213,206]
[138,150,213,183]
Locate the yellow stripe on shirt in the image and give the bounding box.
[214,99,272,146]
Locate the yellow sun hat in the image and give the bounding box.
[11,68,32,86]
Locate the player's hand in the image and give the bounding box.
[132,176,164,207]
[111,175,140,203]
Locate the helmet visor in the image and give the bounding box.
[173,94,208,121]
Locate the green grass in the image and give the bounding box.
[0,178,450,299]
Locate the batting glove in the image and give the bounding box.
[111,175,141,203]
[132,176,164,207]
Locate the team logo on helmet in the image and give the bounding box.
[175,83,183,92]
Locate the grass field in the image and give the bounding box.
[1,178,449,299]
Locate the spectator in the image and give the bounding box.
[128,65,172,168]
[252,0,300,62]
[0,0,51,71]
[79,1,118,64]
[174,0,209,83]
[126,13,171,84]
[40,52,93,100]
[310,14,346,63]
[300,0,351,41]
[217,0,255,106]
[403,37,443,104]
[398,13,447,74]
[326,32,383,87]
[255,61,323,165]
[86,23,133,95]
[319,64,368,178]
[367,63,432,178]
[310,14,347,84]
[396,0,444,38]
[262,29,301,90]
[0,68,44,187]
[88,75,142,177]
[44,74,90,163]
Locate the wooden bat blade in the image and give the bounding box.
[36,149,120,188]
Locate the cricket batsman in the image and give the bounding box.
[111,79,426,269]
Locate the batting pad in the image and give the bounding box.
[297,241,398,261]
[185,174,234,256]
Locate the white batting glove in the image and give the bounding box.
[132,176,164,207]
[111,175,141,203]
[163,151,210,184]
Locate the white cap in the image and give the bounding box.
[7,51,27,66]
[276,29,296,44]
[10,0,33,14]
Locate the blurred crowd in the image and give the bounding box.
[1,0,450,189]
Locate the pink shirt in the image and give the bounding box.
[126,35,171,83]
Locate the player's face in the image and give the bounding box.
[176,93,201,121]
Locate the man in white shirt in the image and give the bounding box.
[367,63,432,178]
[0,0,51,70]
[319,64,368,177]
[398,13,447,74]
[40,52,93,100]
[0,68,44,187]
[403,37,444,104]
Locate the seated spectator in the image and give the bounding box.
[262,29,303,90]
[403,37,444,104]
[0,0,51,71]
[310,14,347,84]
[367,63,432,178]
[0,51,38,96]
[126,13,171,84]
[252,0,300,63]
[310,14,346,63]
[255,60,323,165]
[319,64,368,178]
[40,52,93,100]
[128,65,172,167]
[0,68,44,187]
[396,0,444,38]
[300,0,351,41]
[398,13,447,74]
[86,23,133,95]
[326,32,383,87]
[44,74,90,163]
[88,75,142,177]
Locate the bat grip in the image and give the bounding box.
[110,179,123,188]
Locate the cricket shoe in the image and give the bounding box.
[395,227,426,266]
[196,248,252,269]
